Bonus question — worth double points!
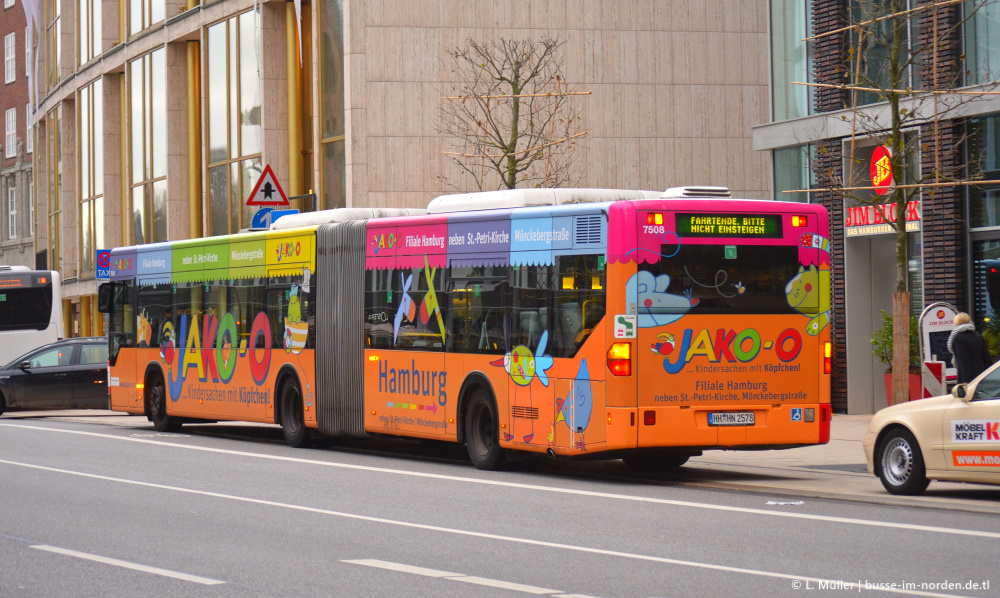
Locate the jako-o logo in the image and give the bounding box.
[275,242,302,262]
[113,258,133,270]
[371,233,396,254]
[163,311,273,400]
[654,327,803,374]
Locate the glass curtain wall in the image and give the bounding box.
[78,0,101,66]
[773,145,813,203]
[206,10,261,235]
[127,0,164,37]
[969,114,1000,341]
[45,0,60,91]
[79,78,104,275]
[850,0,922,106]
[319,0,345,209]
[966,0,1000,85]
[770,0,812,121]
[47,106,61,271]
[128,48,166,245]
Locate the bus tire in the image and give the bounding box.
[465,388,505,470]
[877,427,930,495]
[280,378,310,448]
[148,372,181,433]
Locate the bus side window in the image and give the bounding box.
[365,269,394,349]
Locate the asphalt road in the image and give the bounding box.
[1,414,998,598]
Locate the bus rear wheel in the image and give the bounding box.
[465,389,505,470]
[280,378,310,448]
[148,373,181,433]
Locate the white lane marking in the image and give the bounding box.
[0,459,978,598]
[343,559,561,595]
[31,544,224,585]
[2,423,998,540]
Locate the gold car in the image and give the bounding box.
[864,362,1000,495]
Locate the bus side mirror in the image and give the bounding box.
[97,282,114,313]
[952,384,968,400]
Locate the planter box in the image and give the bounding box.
[883,372,922,404]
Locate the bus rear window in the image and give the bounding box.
[0,287,54,331]
[642,244,799,314]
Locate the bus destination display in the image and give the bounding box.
[676,213,783,238]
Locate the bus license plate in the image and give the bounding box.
[708,412,755,426]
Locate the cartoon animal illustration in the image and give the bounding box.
[556,360,594,450]
[158,321,175,365]
[626,271,698,327]
[651,331,676,356]
[491,330,554,443]
[284,280,309,354]
[392,272,415,343]
[137,310,153,348]
[785,264,831,335]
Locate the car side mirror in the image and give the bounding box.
[97,282,115,314]
[18,361,31,370]
[952,384,968,400]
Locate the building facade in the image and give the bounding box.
[27,0,777,338]
[759,0,1000,413]
[1,0,34,269]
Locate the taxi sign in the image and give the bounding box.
[246,164,290,207]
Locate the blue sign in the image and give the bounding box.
[250,208,274,230]
[791,408,803,422]
[250,208,299,230]
[96,249,111,279]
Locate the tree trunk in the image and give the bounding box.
[891,290,910,405]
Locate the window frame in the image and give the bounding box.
[4,32,14,84]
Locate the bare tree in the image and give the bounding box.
[803,0,1000,405]
[438,37,586,191]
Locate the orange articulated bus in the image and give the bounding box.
[99,187,831,470]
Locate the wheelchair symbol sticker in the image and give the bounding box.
[791,408,803,422]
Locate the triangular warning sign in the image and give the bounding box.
[246,164,290,207]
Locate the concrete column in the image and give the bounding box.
[80,295,92,336]
[63,299,72,338]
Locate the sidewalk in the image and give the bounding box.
[686,414,1000,513]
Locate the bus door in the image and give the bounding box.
[543,253,608,452]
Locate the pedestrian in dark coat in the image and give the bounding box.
[947,312,992,384]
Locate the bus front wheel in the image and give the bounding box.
[280,378,310,448]
[465,389,505,470]
[148,374,181,433]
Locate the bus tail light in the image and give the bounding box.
[643,410,655,425]
[607,343,631,376]
[818,404,832,444]
[823,342,832,374]
[791,215,809,227]
[646,213,663,225]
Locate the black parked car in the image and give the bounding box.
[0,337,109,415]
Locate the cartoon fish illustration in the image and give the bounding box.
[490,330,554,443]
[556,360,593,450]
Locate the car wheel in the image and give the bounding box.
[280,378,310,448]
[878,428,930,495]
[148,373,182,433]
[465,388,506,470]
[0,392,5,416]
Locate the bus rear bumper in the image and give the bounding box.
[605,403,832,451]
